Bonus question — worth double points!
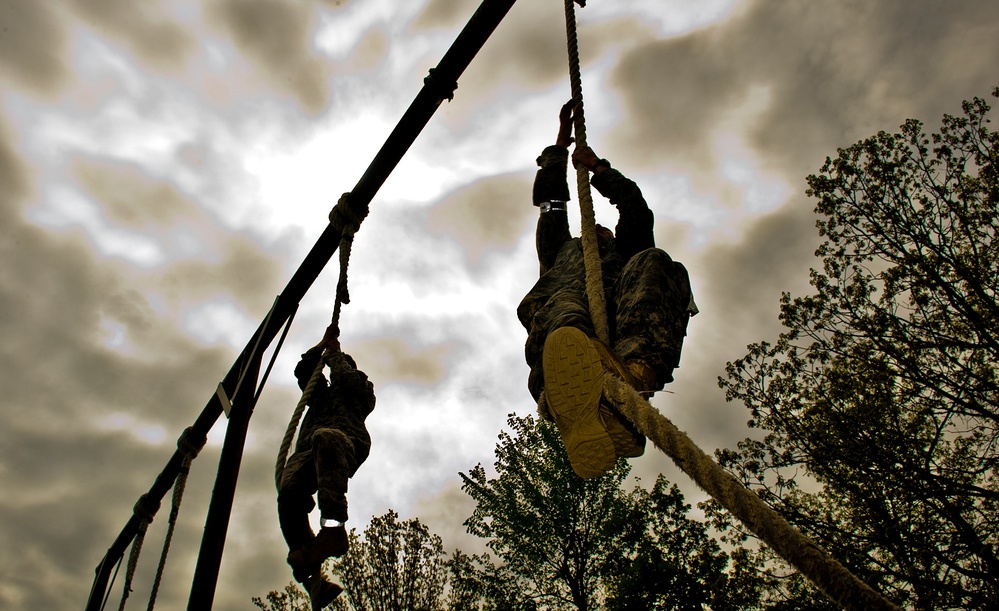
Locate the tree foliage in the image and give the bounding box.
[459,413,732,610]
[252,582,311,611]
[255,511,453,611]
[716,87,999,610]
[330,510,450,611]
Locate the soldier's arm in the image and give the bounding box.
[294,346,326,392]
[533,145,572,275]
[590,163,655,262]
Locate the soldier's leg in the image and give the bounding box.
[526,287,596,404]
[277,451,317,553]
[613,248,692,390]
[314,428,355,523]
[278,451,329,584]
[286,429,352,572]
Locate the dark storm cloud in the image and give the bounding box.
[412,0,467,30]
[0,114,289,607]
[0,0,68,94]
[426,172,535,267]
[0,0,194,97]
[351,335,457,386]
[72,156,199,226]
[609,0,999,179]
[698,202,819,336]
[207,0,335,114]
[159,235,284,312]
[434,0,573,97]
[66,0,195,70]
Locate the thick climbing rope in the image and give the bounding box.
[559,3,899,610]
[563,0,610,346]
[604,376,901,611]
[274,193,367,491]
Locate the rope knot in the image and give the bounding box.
[329,192,367,237]
[424,68,458,103]
[133,493,160,525]
[176,426,207,461]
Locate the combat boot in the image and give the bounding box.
[590,341,647,458]
[287,526,348,579]
[543,327,617,478]
[308,574,343,610]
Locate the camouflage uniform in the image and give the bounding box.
[278,347,375,553]
[517,145,695,400]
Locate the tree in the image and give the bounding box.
[331,510,450,611]
[252,582,311,611]
[716,88,999,609]
[255,510,452,611]
[459,413,732,610]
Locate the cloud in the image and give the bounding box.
[351,335,457,386]
[66,0,195,71]
[609,0,999,180]
[71,156,200,227]
[207,0,334,114]
[0,0,196,97]
[0,1,68,94]
[411,0,468,30]
[426,172,535,267]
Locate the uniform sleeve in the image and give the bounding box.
[533,145,572,275]
[294,346,326,392]
[591,168,655,262]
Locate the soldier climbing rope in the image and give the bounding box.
[274,193,376,610]
[546,2,901,610]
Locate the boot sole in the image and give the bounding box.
[543,327,616,478]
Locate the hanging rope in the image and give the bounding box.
[275,193,368,491]
[115,495,159,611]
[145,427,206,610]
[563,0,610,346]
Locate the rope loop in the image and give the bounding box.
[132,494,160,525]
[329,192,367,238]
[176,426,206,462]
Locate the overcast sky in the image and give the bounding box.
[1,0,997,608]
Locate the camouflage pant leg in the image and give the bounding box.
[612,248,692,387]
[277,450,318,551]
[525,284,594,401]
[313,428,356,522]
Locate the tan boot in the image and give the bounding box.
[590,342,646,458]
[543,327,617,478]
[625,359,659,393]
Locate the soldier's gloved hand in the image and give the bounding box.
[556,99,576,147]
[572,146,600,170]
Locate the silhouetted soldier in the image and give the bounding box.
[278,343,375,607]
[518,100,698,478]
